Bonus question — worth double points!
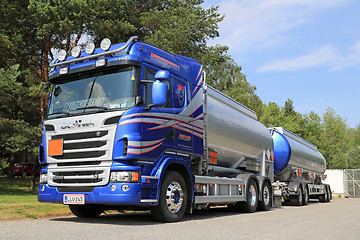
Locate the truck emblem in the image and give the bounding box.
[61,119,95,129]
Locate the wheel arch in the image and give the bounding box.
[154,157,194,205]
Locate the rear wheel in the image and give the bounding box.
[302,184,309,205]
[239,179,258,213]
[319,186,328,203]
[151,171,188,222]
[258,181,272,211]
[69,204,103,218]
[291,185,303,206]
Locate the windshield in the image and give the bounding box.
[48,66,137,118]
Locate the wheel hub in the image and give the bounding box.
[166,181,184,213]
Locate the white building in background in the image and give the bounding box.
[324,169,344,194]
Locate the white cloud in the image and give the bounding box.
[258,45,338,71]
[258,40,360,72]
[213,0,350,53]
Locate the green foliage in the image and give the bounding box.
[0,0,358,172]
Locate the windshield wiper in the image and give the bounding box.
[48,111,73,116]
[76,106,109,111]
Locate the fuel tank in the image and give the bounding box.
[270,127,326,176]
[205,85,273,168]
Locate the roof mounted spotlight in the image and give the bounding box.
[58,49,67,61]
[100,38,111,51]
[85,43,95,55]
[71,46,81,58]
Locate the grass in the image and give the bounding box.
[0,176,71,220]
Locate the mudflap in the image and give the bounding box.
[272,195,282,207]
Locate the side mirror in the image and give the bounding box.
[155,70,170,81]
[152,80,168,107]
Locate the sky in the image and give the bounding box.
[203,0,360,128]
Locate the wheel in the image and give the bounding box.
[69,204,103,218]
[258,181,272,211]
[328,185,332,200]
[319,186,328,203]
[291,185,303,206]
[239,179,258,213]
[302,184,309,205]
[21,171,27,178]
[326,185,331,202]
[151,171,188,222]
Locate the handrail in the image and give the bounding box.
[50,36,138,68]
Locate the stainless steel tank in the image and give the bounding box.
[205,85,273,168]
[270,127,326,177]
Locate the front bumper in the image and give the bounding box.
[38,182,156,206]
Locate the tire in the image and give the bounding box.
[69,204,104,218]
[302,184,309,205]
[239,179,258,213]
[326,185,331,202]
[151,171,188,222]
[258,181,272,211]
[328,185,332,200]
[21,171,27,178]
[291,185,303,206]
[69,204,103,218]
[319,186,328,203]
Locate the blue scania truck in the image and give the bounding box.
[38,36,330,222]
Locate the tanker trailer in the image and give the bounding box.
[270,127,332,205]
[193,85,275,213]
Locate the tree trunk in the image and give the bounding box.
[6,154,15,179]
[30,160,40,190]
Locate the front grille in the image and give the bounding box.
[58,187,95,192]
[48,164,111,187]
[51,130,108,141]
[52,170,103,184]
[52,151,106,159]
[64,141,107,150]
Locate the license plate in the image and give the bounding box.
[63,194,85,205]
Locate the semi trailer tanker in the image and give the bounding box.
[270,127,331,205]
[38,36,330,222]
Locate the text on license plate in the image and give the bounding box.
[63,194,85,205]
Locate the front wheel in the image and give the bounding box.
[151,171,188,222]
[69,204,103,218]
[239,179,258,213]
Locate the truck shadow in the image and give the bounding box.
[51,206,268,226]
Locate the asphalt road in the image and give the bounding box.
[1,198,359,240]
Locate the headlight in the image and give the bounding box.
[71,46,81,58]
[100,38,111,51]
[85,43,95,55]
[58,49,67,61]
[110,171,139,182]
[39,173,48,184]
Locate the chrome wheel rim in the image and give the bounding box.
[263,185,270,206]
[249,185,257,206]
[166,181,184,213]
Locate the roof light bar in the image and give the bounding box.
[50,36,138,68]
